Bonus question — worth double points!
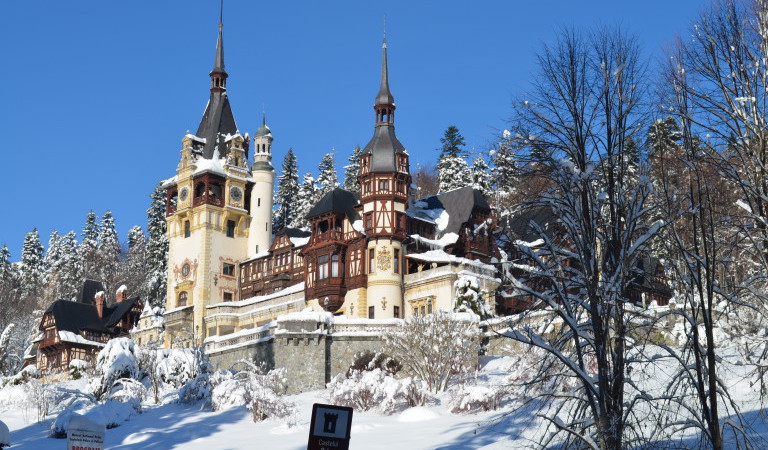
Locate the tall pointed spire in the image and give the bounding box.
[375,20,394,108]
[210,0,227,92]
[195,0,238,159]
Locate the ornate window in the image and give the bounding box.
[222,263,235,277]
[318,255,329,280]
[331,254,340,277]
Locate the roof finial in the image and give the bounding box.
[383,15,387,48]
[219,0,224,29]
[210,0,227,90]
[262,104,266,126]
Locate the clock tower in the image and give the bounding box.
[162,18,274,347]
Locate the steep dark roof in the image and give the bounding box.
[306,188,360,223]
[45,300,110,334]
[502,205,559,244]
[410,186,490,235]
[196,94,238,159]
[79,279,104,305]
[278,227,312,239]
[362,125,406,172]
[103,297,141,328]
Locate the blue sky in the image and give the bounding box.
[0,0,705,260]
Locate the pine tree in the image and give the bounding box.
[127,225,148,300]
[145,183,168,309]
[316,152,338,197]
[471,154,491,198]
[97,211,122,295]
[491,130,518,201]
[0,245,15,297]
[437,126,472,192]
[273,149,300,231]
[20,228,45,305]
[438,125,467,158]
[295,172,318,229]
[438,155,472,192]
[343,146,362,195]
[44,230,64,299]
[58,231,82,300]
[81,210,99,280]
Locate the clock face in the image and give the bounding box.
[230,186,243,202]
[181,263,191,278]
[179,187,189,202]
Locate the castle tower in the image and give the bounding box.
[358,33,411,319]
[163,16,260,347]
[249,111,275,255]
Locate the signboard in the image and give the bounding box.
[67,414,105,450]
[307,403,353,450]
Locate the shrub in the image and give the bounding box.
[448,384,508,413]
[384,311,480,393]
[346,351,402,377]
[328,369,431,414]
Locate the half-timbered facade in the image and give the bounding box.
[34,280,143,375]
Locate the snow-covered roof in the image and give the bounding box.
[58,330,106,348]
[207,282,304,309]
[409,232,458,250]
[407,249,496,272]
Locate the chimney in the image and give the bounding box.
[95,291,105,318]
[116,285,128,303]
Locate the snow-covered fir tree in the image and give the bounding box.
[80,210,100,280]
[145,183,168,309]
[490,130,517,203]
[316,152,338,197]
[273,149,300,231]
[44,230,64,299]
[437,126,471,192]
[343,146,362,195]
[438,155,472,192]
[57,231,82,300]
[470,155,491,198]
[97,211,122,295]
[126,225,148,300]
[294,172,319,230]
[20,228,45,304]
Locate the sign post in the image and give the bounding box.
[67,414,105,450]
[307,403,353,450]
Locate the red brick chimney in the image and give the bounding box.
[95,291,105,318]
[116,285,127,303]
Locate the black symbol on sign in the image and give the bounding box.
[323,413,339,433]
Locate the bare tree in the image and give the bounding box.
[504,26,657,450]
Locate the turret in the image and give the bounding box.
[248,111,275,255]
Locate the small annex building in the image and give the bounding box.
[33,280,143,375]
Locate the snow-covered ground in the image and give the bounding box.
[2,351,768,449]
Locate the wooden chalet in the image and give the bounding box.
[239,227,309,300]
[34,280,143,374]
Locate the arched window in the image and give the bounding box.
[178,291,188,307]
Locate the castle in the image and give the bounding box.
[158,21,502,350]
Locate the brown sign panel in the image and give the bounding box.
[307,403,353,450]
